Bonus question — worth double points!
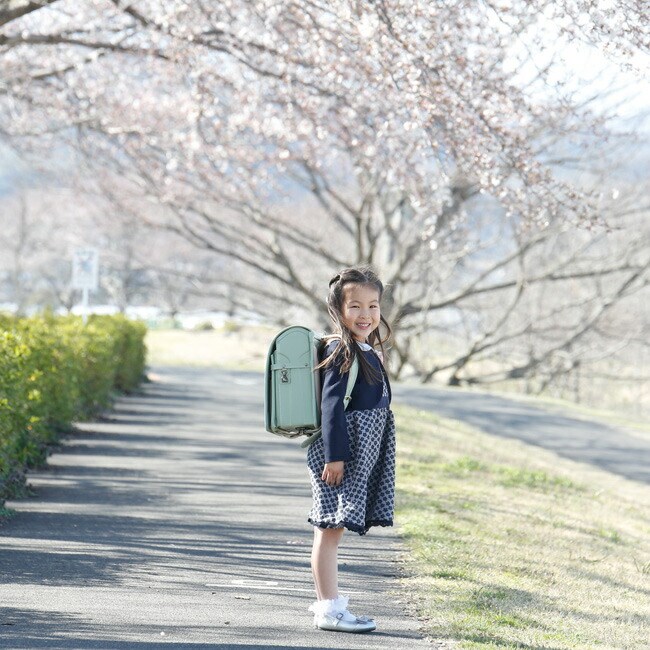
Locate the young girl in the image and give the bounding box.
[306,266,395,634]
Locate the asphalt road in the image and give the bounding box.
[392,383,650,484]
[0,367,439,650]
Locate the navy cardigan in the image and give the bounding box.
[319,340,392,463]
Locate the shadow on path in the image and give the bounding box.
[1,367,430,650]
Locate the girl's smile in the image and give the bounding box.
[341,283,381,342]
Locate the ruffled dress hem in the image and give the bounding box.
[308,517,393,536]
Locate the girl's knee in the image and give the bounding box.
[314,526,345,543]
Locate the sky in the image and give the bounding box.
[0,145,27,197]
[506,14,650,135]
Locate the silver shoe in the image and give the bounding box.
[314,611,377,633]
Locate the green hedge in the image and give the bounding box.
[0,314,147,504]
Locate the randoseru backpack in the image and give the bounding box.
[264,326,358,448]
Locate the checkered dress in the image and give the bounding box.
[307,374,395,536]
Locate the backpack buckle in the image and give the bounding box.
[280,368,289,383]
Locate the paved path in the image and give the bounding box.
[0,367,434,650]
[392,383,650,484]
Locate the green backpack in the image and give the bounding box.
[264,326,358,448]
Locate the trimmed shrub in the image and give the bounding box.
[0,314,147,503]
[0,329,41,497]
[90,315,147,394]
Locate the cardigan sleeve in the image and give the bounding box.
[320,343,352,463]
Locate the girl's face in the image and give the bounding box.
[340,283,381,342]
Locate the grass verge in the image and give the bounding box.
[0,505,16,522]
[394,405,650,650]
[145,326,273,371]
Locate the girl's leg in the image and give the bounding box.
[310,526,376,632]
[311,526,345,600]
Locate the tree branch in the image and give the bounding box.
[0,0,57,28]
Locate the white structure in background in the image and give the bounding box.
[72,248,99,324]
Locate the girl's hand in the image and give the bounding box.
[322,461,344,487]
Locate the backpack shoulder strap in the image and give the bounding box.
[343,356,359,410]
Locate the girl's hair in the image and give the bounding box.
[318,266,392,383]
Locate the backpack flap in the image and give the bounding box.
[268,326,321,436]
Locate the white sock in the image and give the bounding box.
[309,595,357,621]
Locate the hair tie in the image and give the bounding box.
[329,274,341,287]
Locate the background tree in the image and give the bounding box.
[0,1,648,412]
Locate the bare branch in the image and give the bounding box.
[0,0,57,28]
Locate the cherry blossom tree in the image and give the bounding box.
[1,1,646,229]
[0,0,648,405]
